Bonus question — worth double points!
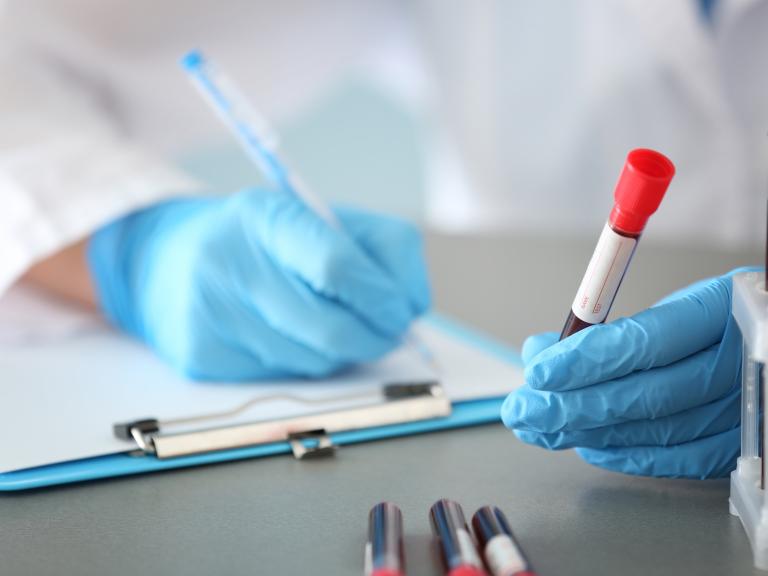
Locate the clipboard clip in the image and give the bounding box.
[114,381,450,461]
[113,419,159,454]
[287,429,336,459]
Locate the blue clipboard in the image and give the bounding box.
[0,314,521,492]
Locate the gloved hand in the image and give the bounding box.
[501,269,754,479]
[87,189,430,381]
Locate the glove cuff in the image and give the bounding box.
[87,197,209,339]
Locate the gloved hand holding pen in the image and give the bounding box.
[502,269,753,479]
[87,189,431,381]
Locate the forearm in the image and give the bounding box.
[21,238,97,309]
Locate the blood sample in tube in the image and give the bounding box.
[430,499,488,576]
[365,502,405,576]
[560,149,675,340]
[471,506,536,576]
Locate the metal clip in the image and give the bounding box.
[113,418,159,455]
[382,381,440,399]
[112,380,450,459]
[287,429,336,460]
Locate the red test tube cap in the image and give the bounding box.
[610,148,675,235]
[447,567,488,576]
[370,570,405,576]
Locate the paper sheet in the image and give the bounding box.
[0,286,522,473]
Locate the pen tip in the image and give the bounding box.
[180,50,204,71]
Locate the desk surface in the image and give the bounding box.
[0,232,762,576]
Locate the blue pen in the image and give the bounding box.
[181,50,429,357]
[180,50,339,226]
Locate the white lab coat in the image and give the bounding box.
[0,0,766,303]
[0,0,413,297]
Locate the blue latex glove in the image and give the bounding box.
[88,189,430,380]
[502,269,753,479]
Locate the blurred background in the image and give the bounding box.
[166,0,767,249]
[1,0,766,342]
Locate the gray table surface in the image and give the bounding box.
[1,232,763,576]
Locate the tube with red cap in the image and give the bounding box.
[365,502,406,576]
[429,499,488,576]
[559,148,675,340]
[471,506,537,576]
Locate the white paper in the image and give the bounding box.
[0,287,522,473]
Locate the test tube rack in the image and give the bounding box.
[730,270,768,570]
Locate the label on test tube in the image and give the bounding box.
[560,149,674,339]
[570,223,637,324]
[457,528,483,568]
[485,535,526,576]
[471,507,536,576]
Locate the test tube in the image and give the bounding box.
[429,499,488,576]
[471,507,537,576]
[763,198,768,488]
[365,502,405,576]
[560,149,675,340]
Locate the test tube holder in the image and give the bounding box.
[730,270,768,570]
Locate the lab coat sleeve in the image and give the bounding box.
[0,41,203,298]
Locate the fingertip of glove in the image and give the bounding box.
[513,428,540,447]
[500,392,522,429]
[524,357,567,391]
[513,429,554,450]
[521,338,579,391]
[501,387,563,433]
[521,332,559,364]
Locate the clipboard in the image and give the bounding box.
[0,313,522,492]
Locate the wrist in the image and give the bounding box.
[22,238,97,308]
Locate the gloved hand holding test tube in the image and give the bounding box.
[503,150,751,479]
